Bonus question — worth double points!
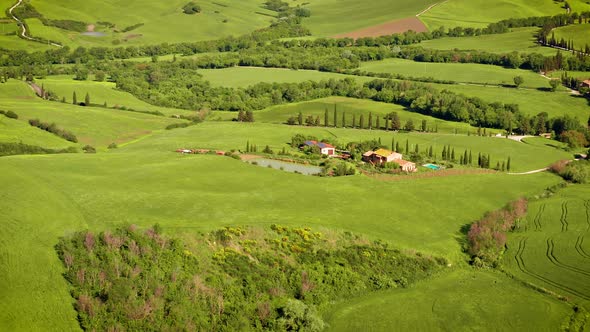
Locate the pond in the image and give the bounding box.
[423,163,441,170]
[81,31,106,37]
[250,159,322,175]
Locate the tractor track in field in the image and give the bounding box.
[575,235,590,259]
[546,238,590,277]
[532,204,545,231]
[515,237,590,300]
[560,202,569,232]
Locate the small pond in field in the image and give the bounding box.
[423,163,441,170]
[250,159,322,175]
[81,31,106,37]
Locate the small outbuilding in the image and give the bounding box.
[302,140,336,156]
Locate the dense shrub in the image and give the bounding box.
[82,145,96,153]
[57,225,444,331]
[551,160,590,183]
[467,198,528,266]
[182,2,202,14]
[0,110,18,119]
[0,142,77,157]
[28,118,78,143]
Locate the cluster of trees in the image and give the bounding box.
[468,198,528,267]
[264,0,311,18]
[236,110,254,122]
[550,159,590,183]
[28,118,78,143]
[182,2,201,14]
[0,110,18,119]
[57,224,443,331]
[537,12,590,54]
[0,142,77,157]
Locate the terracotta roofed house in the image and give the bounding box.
[303,140,335,156]
[362,148,416,172]
[581,79,590,89]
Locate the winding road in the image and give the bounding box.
[8,0,62,47]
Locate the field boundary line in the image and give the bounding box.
[416,1,449,17]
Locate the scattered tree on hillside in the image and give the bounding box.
[182,1,202,14]
[549,79,560,92]
[513,76,524,88]
[85,93,90,106]
[72,91,77,105]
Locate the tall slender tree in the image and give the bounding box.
[325,108,329,127]
[72,91,77,105]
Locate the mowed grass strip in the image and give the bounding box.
[123,121,572,172]
[418,27,559,55]
[360,58,551,89]
[198,67,372,88]
[0,80,185,147]
[324,269,572,331]
[255,96,484,134]
[36,75,195,117]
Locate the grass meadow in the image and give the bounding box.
[255,96,485,134]
[502,184,590,304]
[553,23,590,49]
[198,67,372,88]
[36,76,195,117]
[0,116,77,149]
[0,80,185,147]
[300,0,435,36]
[360,58,553,89]
[0,147,565,330]
[418,28,558,55]
[419,0,590,29]
[325,269,572,331]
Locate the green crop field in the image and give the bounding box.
[360,58,552,89]
[36,76,195,117]
[0,80,185,148]
[301,0,435,36]
[419,0,590,29]
[325,269,572,331]
[417,28,558,55]
[198,67,372,88]
[553,23,590,50]
[256,96,484,134]
[502,184,590,304]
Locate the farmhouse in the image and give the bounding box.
[581,79,590,89]
[362,148,416,172]
[302,140,336,156]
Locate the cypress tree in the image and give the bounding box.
[61,96,66,103]
[442,146,447,160]
[451,148,455,161]
[428,146,433,157]
[378,137,382,145]
[496,161,500,170]
[368,113,373,130]
[85,92,90,105]
[376,116,380,130]
[487,154,491,168]
[73,91,77,105]
[385,117,389,131]
[469,151,472,165]
[415,144,419,154]
[359,114,364,129]
[396,142,401,153]
[352,114,356,128]
[325,108,329,127]
[507,157,511,171]
[103,101,107,108]
[391,137,395,151]
[333,107,337,128]
[298,112,303,125]
[405,140,409,155]
[246,140,250,152]
[463,150,468,165]
[460,155,464,165]
[478,153,482,167]
[501,161,506,172]
[342,111,345,128]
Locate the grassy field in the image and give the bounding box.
[419,0,590,29]
[360,58,552,89]
[0,148,565,330]
[417,27,558,55]
[0,80,185,147]
[437,82,590,121]
[36,75,195,117]
[502,184,590,304]
[198,67,372,88]
[125,121,572,172]
[325,268,572,331]
[553,23,590,50]
[0,116,78,149]
[256,96,485,134]
[547,70,590,80]
[301,0,435,36]
[2,0,276,50]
